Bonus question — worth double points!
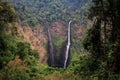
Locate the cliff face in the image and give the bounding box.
[15,20,85,63]
[16,23,47,63]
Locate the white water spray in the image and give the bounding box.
[64,20,72,69]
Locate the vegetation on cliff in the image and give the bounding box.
[0,0,120,80]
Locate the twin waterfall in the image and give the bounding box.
[47,20,72,68]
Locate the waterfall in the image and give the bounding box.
[47,20,72,68]
[47,28,54,66]
[64,20,72,69]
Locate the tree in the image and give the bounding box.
[0,1,17,68]
[83,0,120,77]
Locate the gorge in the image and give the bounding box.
[47,20,72,68]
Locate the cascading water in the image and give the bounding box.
[47,20,72,68]
[64,20,72,69]
[47,28,55,66]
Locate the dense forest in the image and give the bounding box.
[0,0,120,80]
[7,0,91,26]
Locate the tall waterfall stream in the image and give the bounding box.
[48,28,55,66]
[64,20,72,68]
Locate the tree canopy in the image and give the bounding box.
[7,0,91,26]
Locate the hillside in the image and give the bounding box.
[1,0,120,80]
[14,20,86,64]
[6,0,92,62]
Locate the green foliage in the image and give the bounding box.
[0,33,40,80]
[1,0,120,80]
[0,1,17,68]
[82,19,101,54]
[0,56,30,80]
[0,1,17,23]
[53,36,64,47]
[69,54,95,76]
[29,50,39,59]
[68,53,120,80]
[7,0,91,26]
[16,42,30,59]
[0,2,40,80]
[82,0,120,79]
[0,40,16,66]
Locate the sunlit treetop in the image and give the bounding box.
[0,1,17,23]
